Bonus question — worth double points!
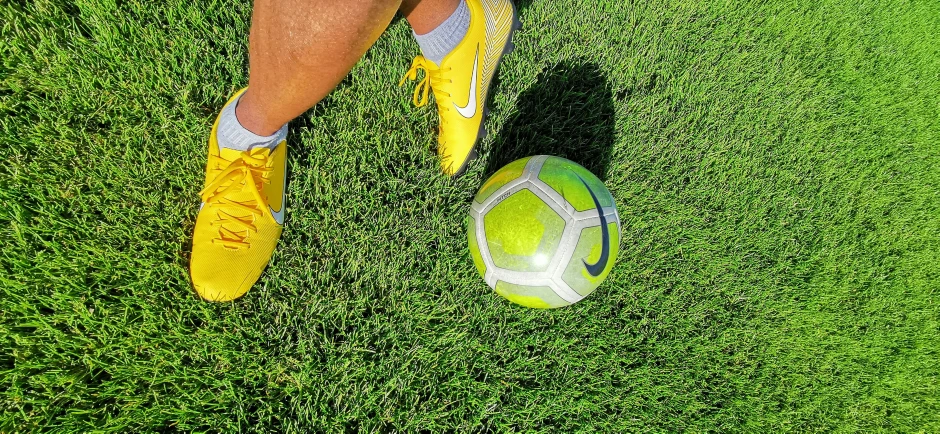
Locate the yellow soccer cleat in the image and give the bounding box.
[400,0,521,176]
[190,89,287,301]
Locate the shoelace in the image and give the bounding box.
[399,55,454,141]
[199,150,272,249]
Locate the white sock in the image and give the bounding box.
[412,0,470,66]
[216,93,287,151]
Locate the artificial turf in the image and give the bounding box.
[2,0,939,432]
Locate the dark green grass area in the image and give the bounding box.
[2,0,939,431]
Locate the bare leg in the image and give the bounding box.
[401,0,460,34]
[236,0,459,136]
[237,0,403,135]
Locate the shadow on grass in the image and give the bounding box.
[484,60,616,181]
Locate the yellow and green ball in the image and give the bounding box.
[468,156,620,308]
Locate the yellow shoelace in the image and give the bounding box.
[399,56,454,139]
[199,150,272,249]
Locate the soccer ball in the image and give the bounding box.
[467,155,620,308]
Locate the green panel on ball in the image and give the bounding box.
[466,215,486,278]
[484,189,565,272]
[561,222,621,297]
[474,156,531,204]
[537,157,614,212]
[494,281,570,309]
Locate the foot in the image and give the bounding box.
[400,0,521,176]
[190,89,288,301]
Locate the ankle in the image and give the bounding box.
[409,0,469,65]
[235,92,283,137]
[404,0,461,35]
[216,91,288,151]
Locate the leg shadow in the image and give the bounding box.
[484,60,616,180]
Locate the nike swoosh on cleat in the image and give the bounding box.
[577,174,610,277]
[268,147,287,225]
[269,203,284,225]
[453,44,480,119]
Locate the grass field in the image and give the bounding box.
[3,0,940,431]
